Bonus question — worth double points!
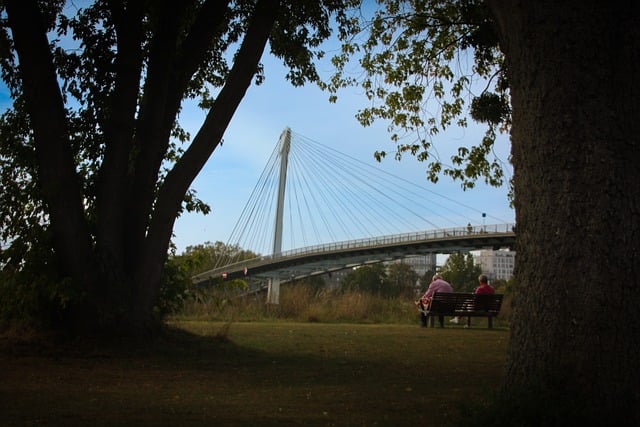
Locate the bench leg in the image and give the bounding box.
[438,315,444,328]
[429,315,434,328]
[466,317,471,328]
[488,316,493,329]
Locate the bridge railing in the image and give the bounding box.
[193,223,515,282]
[276,223,515,259]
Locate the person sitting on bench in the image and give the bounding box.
[450,273,496,324]
[474,273,495,295]
[416,274,453,327]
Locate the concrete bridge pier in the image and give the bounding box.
[267,278,280,305]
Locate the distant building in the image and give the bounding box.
[322,267,351,289]
[398,254,437,277]
[473,249,516,281]
[323,254,437,289]
[393,254,437,295]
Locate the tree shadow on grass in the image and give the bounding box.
[2,323,506,426]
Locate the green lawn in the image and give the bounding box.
[1,321,509,426]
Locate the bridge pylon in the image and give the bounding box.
[266,127,291,304]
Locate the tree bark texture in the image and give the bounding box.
[488,1,639,422]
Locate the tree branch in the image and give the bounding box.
[124,1,193,264]
[139,0,281,294]
[97,0,145,267]
[173,0,232,93]
[4,0,95,285]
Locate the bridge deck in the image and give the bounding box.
[192,223,515,286]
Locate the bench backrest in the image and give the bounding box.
[429,292,503,315]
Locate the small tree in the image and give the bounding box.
[340,264,388,296]
[386,262,419,298]
[439,252,482,292]
[174,241,259,278]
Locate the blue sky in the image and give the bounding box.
[0,11,515,255]
[172,51,514,254]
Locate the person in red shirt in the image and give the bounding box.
[451,273,495,324]
[474,274,495,295]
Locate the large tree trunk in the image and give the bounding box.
[488,1,640,423]
[4,0,281,337]
[128,0,281,335]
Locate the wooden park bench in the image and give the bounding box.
[425,292,504,328]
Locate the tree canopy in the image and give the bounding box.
[386,261,418,298]
[439,252,481,292]
[340,263,388,295]
[0,0,358,334]
[325,0,510,189]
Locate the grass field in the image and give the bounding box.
[1,321,509,426]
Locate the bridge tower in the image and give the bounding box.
[266,127,291,304]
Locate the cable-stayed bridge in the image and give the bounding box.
[193,128,515,302]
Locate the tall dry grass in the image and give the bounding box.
[174,283,511,327]
[176,283,418,324]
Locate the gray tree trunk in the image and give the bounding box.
[488,1,640,422]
